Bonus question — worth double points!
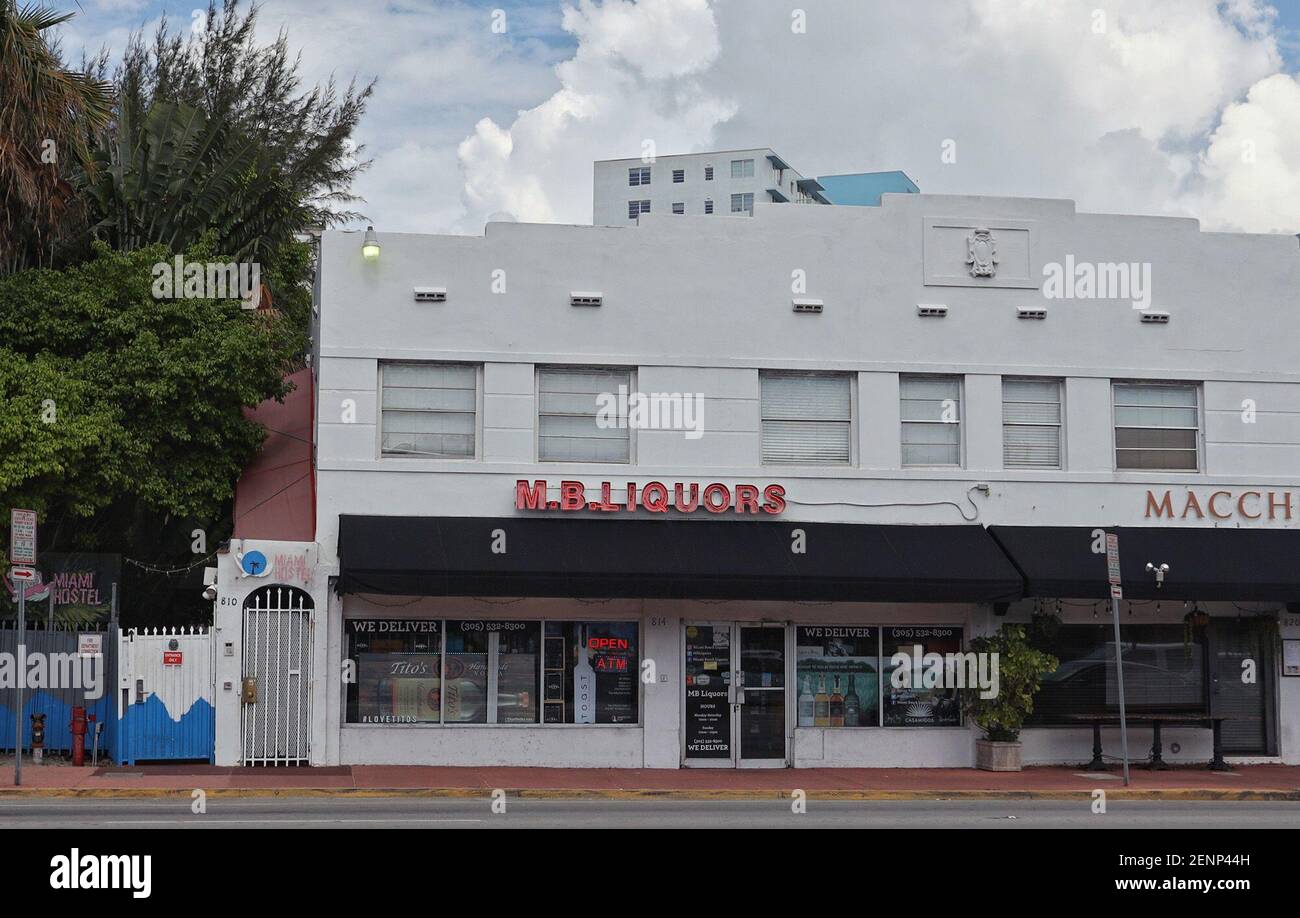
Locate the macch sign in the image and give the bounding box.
[516,480,786,515]
[1145,488,1296,521]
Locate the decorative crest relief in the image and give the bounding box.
[966,226,998,277]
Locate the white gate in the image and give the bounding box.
[241,585,313,765]
[118,626,215,763]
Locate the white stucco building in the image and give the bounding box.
[214,190,1300,771]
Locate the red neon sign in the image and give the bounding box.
[516,480,786,515]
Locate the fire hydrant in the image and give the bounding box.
[30,714,45,764]
[70,706,87,766]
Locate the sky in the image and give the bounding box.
[53,0,1300,235]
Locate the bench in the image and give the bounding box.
[1064,713,1250,771]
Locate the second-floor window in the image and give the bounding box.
[900,375,962,467]
[1003,378,1062,469]
[627,199,650,219]
[380,363,477,458]
[704,165,714,181]
[672,202,685,215]
[760,372,852,465]
[1114,382,1199,470]
[730,193,754,215]
[730,158,754,178]
[628,166,650,186]
[538,367,632,463]
[672,169,685,183]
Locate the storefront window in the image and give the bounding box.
[345,618,636,726]
[345,620,442,724]
[795,626,878,727]
[1027,624,1207,725]
[882,626,963,726]
[445,620,539,724]
[544,622,639,724]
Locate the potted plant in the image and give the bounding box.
[963,624,1059,771]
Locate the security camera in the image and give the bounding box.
[202,585,217,602]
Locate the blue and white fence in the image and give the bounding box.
[117,626,215,764]
[0,622,118,760]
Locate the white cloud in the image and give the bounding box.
[456,0,1300,235]
[455,0,737,229]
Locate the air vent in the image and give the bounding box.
[792,298,823,314]
[570,291,603,308]
[413,286,447,303]
[917,304,948,318]
[1139,311,1170,324]
[1017,306,1047,320]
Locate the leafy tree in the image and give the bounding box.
[0,241,308,624]
[85,0,372,264]
[0,0,112,271]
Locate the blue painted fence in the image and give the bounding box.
[0,622,119,761]
[116,627,214,765]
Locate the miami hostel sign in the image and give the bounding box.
[1145,488,1297,522]
[516,480,787,515]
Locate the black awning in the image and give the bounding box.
[337,516,1022,602]
[989,526,1300,601]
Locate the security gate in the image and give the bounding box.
[118,626,214,764]
[241,585,313,765]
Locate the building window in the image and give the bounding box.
[1113,382,1199,470]
[730,192,754,215]
[544,622,640,723]
[704,199,714,214]
[672,202,684,215]
[704,165,714,181]
[627,199,650,219]
[796,627,879,727]
[1003,378,1062,469]
[881,627,963,726]
[730,158,754,178]
[672,169,685,183]
[760,371,852,465]
[1027,624,1206,725]
[345,619,640,726]
[538,366,632,462]
[900,375,962,467]
[628,166,650,186]
[380,362,476,458]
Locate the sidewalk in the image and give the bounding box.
[1,762,1298,800]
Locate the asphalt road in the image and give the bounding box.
[2,796,1298,828]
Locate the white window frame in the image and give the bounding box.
[378,362,481,460]
[759,371,854,466]
[730,192,754,215]
[730,158,755,178]
[704,199,714,214]
[704,164,714,181]
[1002,377,1063,470]
[672,169,685,183]
[672,202,685,215]
[628,166,650,186]
[900,374,964,468]
[536,365,635,464]
[1112,380,1202,473]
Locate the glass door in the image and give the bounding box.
[683,623,735,766]
[682,623,789,767]
[737,624,788,767]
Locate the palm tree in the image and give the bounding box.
[0,0,112,272]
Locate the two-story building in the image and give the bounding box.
[212,190,1300,770]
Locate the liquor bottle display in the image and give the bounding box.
[829,675,844,727]
[573,624,596,724]
[798,675,815,727]
[814,675,830,726]
[843,674,861,727]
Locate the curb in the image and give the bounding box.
[1,787,1298,801]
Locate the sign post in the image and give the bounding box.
[10,508,37,787]
[1105,532,1130,786]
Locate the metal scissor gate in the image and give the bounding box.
[241,585,313,765]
